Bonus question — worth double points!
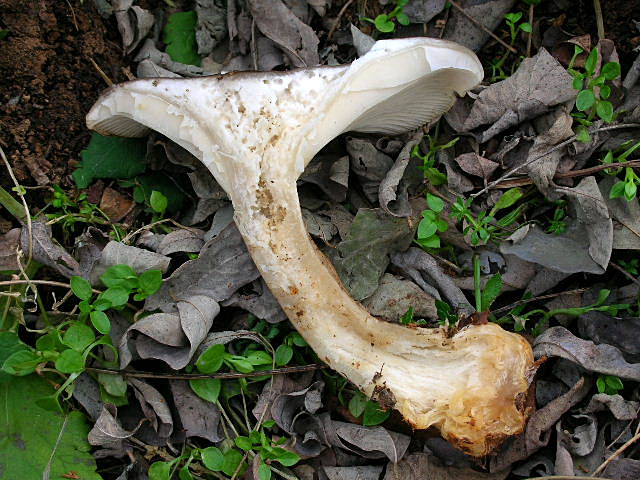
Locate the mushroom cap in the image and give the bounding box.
[86,37,482,192]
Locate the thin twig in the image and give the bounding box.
[328,0,355,41]
[592,428,640,476]
[609,262,640,287]
[491,288,587,316]
[448,0,517,54]
[89,57,114,87]
[526,3,534,57]
[593,0,605,41]
[121,218,200,244]
[473,124,640,197]
[86,363,327,380]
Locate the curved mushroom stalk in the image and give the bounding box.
[87,38,535,456]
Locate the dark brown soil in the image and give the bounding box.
[0,0,128,188]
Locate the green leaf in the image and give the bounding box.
[424,167,448,186]
[596,100,614,122]
[481,273,502,311]
[610,181,626,199]
[258,462,272,480]
[601,62,621,81]
[396,12,410,26]
[221,448,245,476]
[596,376,606,393]
[196,344,225,374]
[520,22,532,33]
[163,11,201,66]
[97,372,128,397]
[235,436,253,451]
[400,306,415,324]
[572,76,583,90]
[605,375,623,391]
[417,218,437,239]
[246,350,273,366]
[585,47,598,76]
[275,344,293,366]
[55,349,85,373]
[90,310,111,334]
[150,190,168,214]
[189,378,221,403]
[600,84,612,99]
[624,180,637,201]
[62,324,96,352]
[426,193,445,213]
[272,449,300,467]
[417,234,440,249]
[179,465,194,480]
[134,171,187,214]
[99,286,130,308]
[348,392,367,417]
[0,375,101,479]
[139,269,163,296]
[201,446,224,471]
[149,461,172,480]
[362,400,390,426]
[70,276,92,301]
[576,89,596,111]
[374,14,395,32]
[491,187,523,213]
[73,133,147,188]
[2,349,41,377]
[576,125,591,143]
[228,357,253,373]
[100,264,137,288]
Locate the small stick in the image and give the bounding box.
[592,428,640,476]
[526,2,534,57]
[491,288,587,316]
[448,0,517,54]
[609,262,640,287]
[89,57,113,87]
[328,0,355,41]
[86,363,327,380]
[593,0,605,41]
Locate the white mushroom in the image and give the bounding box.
[87,38,535,456]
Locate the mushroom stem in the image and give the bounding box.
[230,165,533,456]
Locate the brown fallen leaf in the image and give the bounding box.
[100,187,134,222]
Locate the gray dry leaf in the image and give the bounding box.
[271,381,325,433]
[391,247,474,314]
[72,373,103,421]
[0,228,20,270]
[252,372,315,422]
[346,137,395,203]
[385,452,508,480]
[525,106,574,198]
[463,48,576,143]
[350,24,375,57]
[302,209,338,242]
[113,0,154,54]
[599,176,640,250]
[91,240,170,285]
[578,311,640,362]
[170,380,223,441]
[247,0,319,67]
[490,377,591,472]
[329,208,414,301]
[195,0,227,55]
[501,175,612,275]
[379,135,423,217]
[556,414,597,456]
[145,223,259,311]
[221,278,287,323]
[454,152,499,180]
[323,466,384,480]
[603,458,640,480]
[320,204,354,241]
[157,228,205,255]
[299,154,349,203]
[331,421,410,463]
[21,220,81,278]
[582,394,640,421]
[135,39,204,77]
[534,326,640,381]
[129,378,173,439]
[362,273,437,320]
[88,404,135,458]
[405,0,447,23]
[443,0,515,52]
[120,295,219,370]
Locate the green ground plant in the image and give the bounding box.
[362,0,410,33]
[488,11,532,82]
[601,140,640,201]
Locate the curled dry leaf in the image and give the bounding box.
[88,404,135,458]
[362,273,437,321]
[0,228,20,270]
[534,326,640,381]
[170,380,223,442]
[379,135,423,217]
[129,378,173,440]
[21,220,81,278]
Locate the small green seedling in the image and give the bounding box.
[488,11,532,82]
[412,134,458,186]
[602,141,640,201]
[596,374,624,395]
[348,390,391,426]
[45,185,112,234]
[435,300,457,328]
[417,193,449,249]
[546,201,568,235]
[362,0,410,33]
[568,46,621,142]
[619,258,639,276]
[451,188,524,245]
